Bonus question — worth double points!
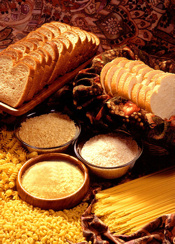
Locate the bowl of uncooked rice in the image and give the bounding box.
[15,110,81,153]
[74,130,143,179]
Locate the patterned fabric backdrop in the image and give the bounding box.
[0,0,175,58]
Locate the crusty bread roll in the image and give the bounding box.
[0,21,100,108]
[100,57,175,119]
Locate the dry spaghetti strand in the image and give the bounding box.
[93,166,175,235]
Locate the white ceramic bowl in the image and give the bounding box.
[74,130,143,179]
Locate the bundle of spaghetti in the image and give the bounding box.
[93,166,175,235]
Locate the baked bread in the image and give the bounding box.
[100,57,175,119]
[0,21,100,108]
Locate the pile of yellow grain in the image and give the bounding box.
[0,126,89,244]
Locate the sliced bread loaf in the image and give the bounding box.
[0,21,100,108]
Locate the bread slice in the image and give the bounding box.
[147,81,156,89]
[137,66,153,79]
[18,39,37,52]
[48,38,69,82]
[37,26,55,41]
[131,63,147,73]
[152,73,174,85]
[88,32,100,55]
[111,57,128,64]
[0,61,35,107]
[61,30,82,70]
[42,23,61,38]
[89,32,100,49]
[0,53,16,72]
[104,65,122,95]
[71,27,90,62]
[100,57,127,91]
[36,47,53,87]
[117,59,130,67]
[7,43,30,55]
[100,62,115,91]
[50,21,71,33]
[25,38,41,49]
[26,31,47,42]
[40,41,59,85]
[20,55,42,100]
[29,50,46,91]
[145,74,175,119]
[143,69,163,81]
[80,30,94,58]
[137,85,151,108]
[72,27,89,49]
[141,70,163,86]
[0,49,23,61]
[115,71,131,97]
[109,67,128,96]
[124,60,144,70]
[123,75,138,100]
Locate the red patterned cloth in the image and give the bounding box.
[0,0,175,59]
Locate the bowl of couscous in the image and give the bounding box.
[16,153,90,210]
[15,110,81,154]
[74,129,143,179]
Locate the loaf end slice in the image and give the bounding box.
[0,62,35,107]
